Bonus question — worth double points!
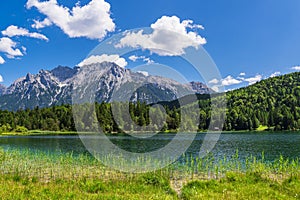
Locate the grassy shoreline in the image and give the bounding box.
[1,129,300,136]
[1,149,300,199]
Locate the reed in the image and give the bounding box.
[1,148,300,199]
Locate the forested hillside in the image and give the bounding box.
[225,71,300,131]
[0,72,299,133]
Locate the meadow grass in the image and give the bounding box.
[1,149,300,199]
[181,172,300,199]
[256,125,269,131]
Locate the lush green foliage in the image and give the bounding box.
[225,72,300,131]
[0,72,299,133]
[0,105,75,133]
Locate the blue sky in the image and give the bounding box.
[1,0,300,90]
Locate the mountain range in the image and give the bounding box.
[0,62,211,111]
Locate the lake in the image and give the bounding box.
[1,132,300,162]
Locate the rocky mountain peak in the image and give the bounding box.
[0,62,211,111]
[25,73,34,82]
[189,81,211,94]
[0,84,6,95]
[51,66,78,82]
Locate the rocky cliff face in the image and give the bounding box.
[0,84,6,95]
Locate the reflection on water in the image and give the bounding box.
[0,132,300,162]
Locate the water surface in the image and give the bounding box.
[1,132,300,162]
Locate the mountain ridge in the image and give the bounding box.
[0,62,211,111]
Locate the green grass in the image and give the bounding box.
[1,149,300,199]
[0,130,79,136]
[0,149,177,199]
[0,130,109,136]
[2,129,300,136]
[181,172,300,199]
[0,175,177,199]
[256,125,269,131]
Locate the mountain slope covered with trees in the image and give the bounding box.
[225,71,300,130]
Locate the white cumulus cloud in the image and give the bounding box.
[221,75,242,86]
[78,54,128,68]
[244,74,262,85]
[128,55,139,62]
[31,18,53,29]
[239,72,246,76]
[211,85,220,92]
[137,71,149,77]
[0,37,24,58]
[291,66,300,71]
[143,57,154,64]
[210,73,264,88]
[0,75,3,82]
[116,15,206,56]
[0,56,5,64]
[26,0,115,40]
[129,55,154,64]
[2,25,49,41]
[208,78,219,84]
[270,71,281,78]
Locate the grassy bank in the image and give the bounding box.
[2,129,300,137]
[0,130,79,136]
[1,149,300,199]
[181,172,300,199]
[0,149,177,199]
[0,175,176,199]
